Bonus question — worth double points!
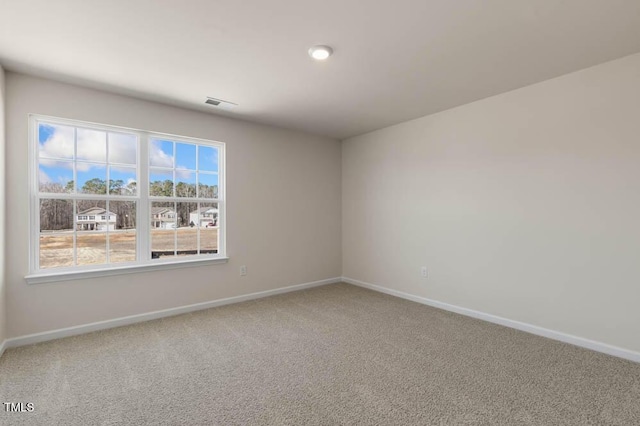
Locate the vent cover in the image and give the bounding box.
[205,97,237,108]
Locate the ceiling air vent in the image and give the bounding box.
[205,97,237,109]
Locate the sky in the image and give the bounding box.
[38,123,219,194]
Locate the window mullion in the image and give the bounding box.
[218,143,226,258]
[218,200,225,258]
[30,117,40,271]
[138,132,150,262]
[105,137,110,264]
[73,200,78,266]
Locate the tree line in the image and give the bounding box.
[39,179,218,231]
[149,179,218,198]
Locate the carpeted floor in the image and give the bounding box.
[1,283,639,425]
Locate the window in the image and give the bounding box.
[28,115,226,281]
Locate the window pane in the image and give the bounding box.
[77,233,107,266]
[198,145,218,172]
[38,122,74,160]
[40,199,74,231]
[198,173,219,198]
[177,202,197,256]
[76,200,107,266]
[77,128,106,162]
[108,132,137,165]
[151,202,176,259]
[76,200,108,230]
[150,168,173,197]
[77,164,107,194]
[175,201,196,228]
[109,166,137,196]
[39,162,74,193]
[40,199,74,268]
[109,230,136,263]
[150,139,174,167]
[39,234,74,269]
[176,143,196,170]
[199,202,219,254]
[109,201,136,263]
[176,171,196,198]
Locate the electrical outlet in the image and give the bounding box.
[421,266,428,278]
[240,265,247,276]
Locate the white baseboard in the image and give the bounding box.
[3,277,342,351]
[342,276,640,364]
[0,339,6,358]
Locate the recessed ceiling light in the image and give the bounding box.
[308,45,333,61]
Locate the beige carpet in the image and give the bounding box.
[1,283,639,425]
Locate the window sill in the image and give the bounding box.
[25,257,229,284]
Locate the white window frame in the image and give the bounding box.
[26,114,228,284]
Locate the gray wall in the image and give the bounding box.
[0,66,6,346]
[5,73,342,338]
[342,52,640,353]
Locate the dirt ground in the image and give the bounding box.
[39,228,218,269]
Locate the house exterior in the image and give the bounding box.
[76,207,116,231]
[189,206,219,227]
[151,207,176,229]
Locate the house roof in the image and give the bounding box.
[77,207,116,216]
[191,207,219,214]
[151,207,175,215]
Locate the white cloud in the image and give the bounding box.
[40,125,138,170]
[77,128,106,162]
[39,158,72,169]
[111,165,136,174]
[39,126,196,182]
[39,169,51,184]
[176,169,193,179]
[150,140,174,168]
[148,141,190,178]
[39,158,95,173]
[109,133,137,165]
[76,163,96,172]
[39,124,74,159]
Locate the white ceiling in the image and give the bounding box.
[2,0,640,139]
